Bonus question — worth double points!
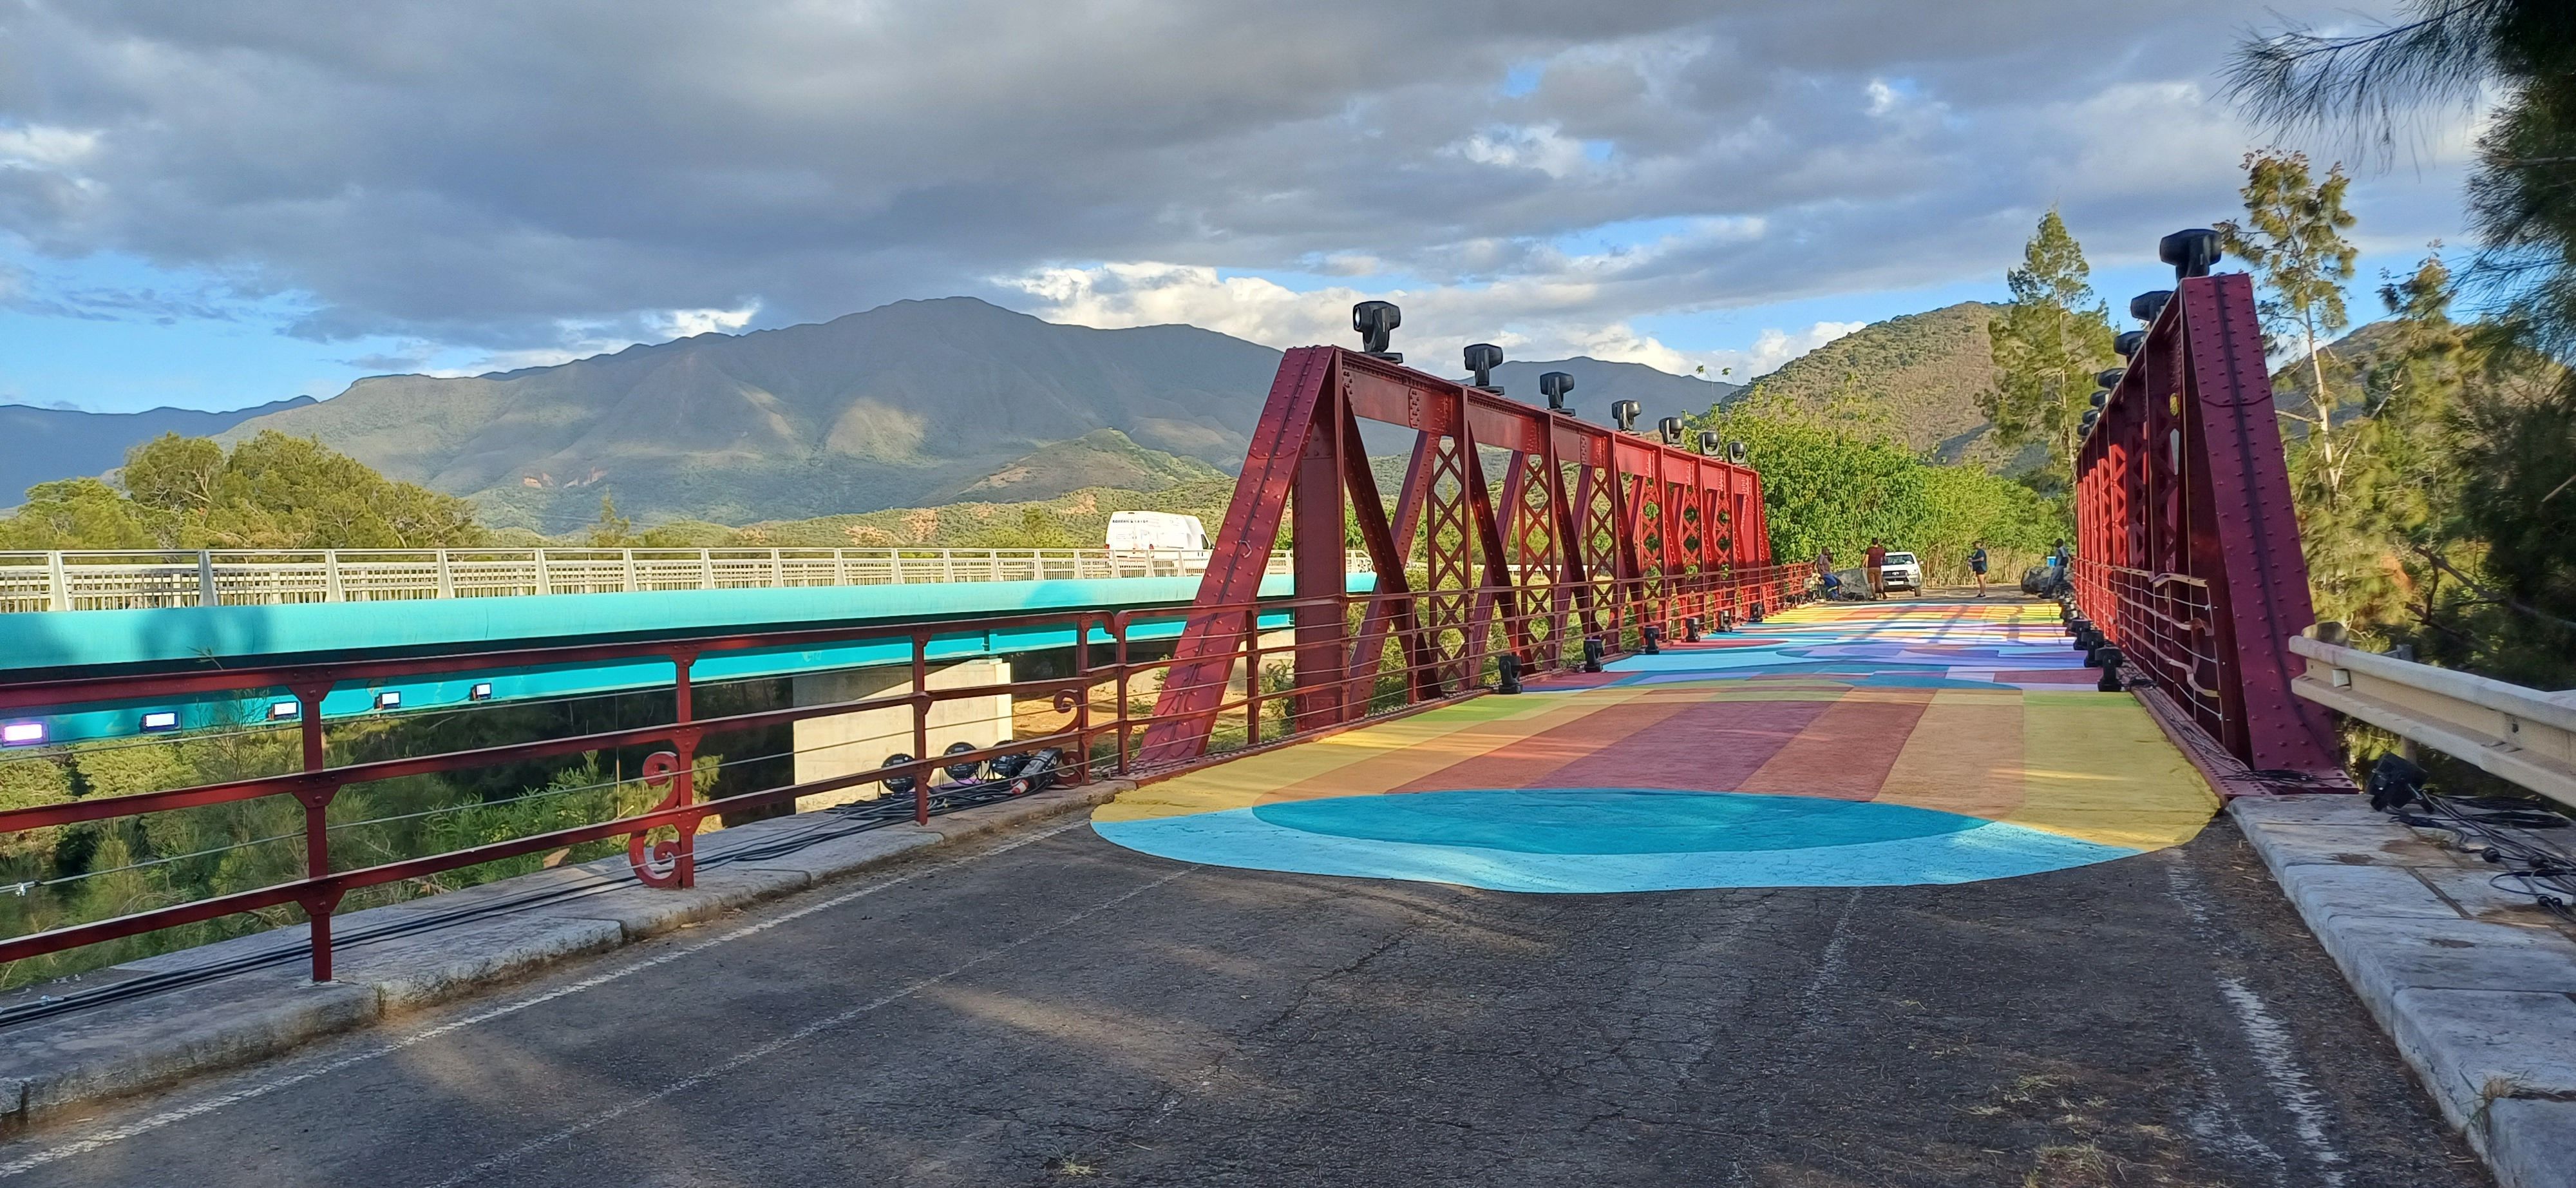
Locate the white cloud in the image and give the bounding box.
[1451,123,1593,178]
[0,124,101,169]
[0,0,2481,379]
[656,304,761,338]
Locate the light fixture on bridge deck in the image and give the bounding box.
[1657,417,1685,446]
[1540,370,1574,413]
[2114,331,2146,358]
[2081,408,2101,436]
[140,711,179,733]
[1494,654,1524,694]
[2090,389,2109,409]
[1581,635,1607,673]
[269,701,301,720]
[1,722,43,747]
[2093,646,2125,693]
[374,691,402,711]
[2131,290,2173,325]
[2159,228,2222,280]
[1464,343,1504,392]
[1727,439,1748,464]
[1640,624,1663,654]
[469,682,494,701]
[1611,400,1642,433]
[1697,430,1721,455]
[1352,301,1403,363]
[2096,367,2125,391]
[1683,616,1703,642]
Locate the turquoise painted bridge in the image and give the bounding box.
[0,574,1349,744]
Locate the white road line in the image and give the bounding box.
[421,863,1198,1188]
[0,818,1100,1179]
[2217,975,2351,1187]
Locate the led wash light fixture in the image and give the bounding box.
[140,711,180,733]
[1,722,44,747]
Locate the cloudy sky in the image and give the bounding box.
[0,1,2482,414]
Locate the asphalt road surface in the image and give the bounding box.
[0,815,2490,1187]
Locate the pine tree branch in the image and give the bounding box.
[2410,544,2576,632]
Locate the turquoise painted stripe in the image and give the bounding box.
[0,572,1369,745]
[1092,789,2144,892]
[0,573,1369,675]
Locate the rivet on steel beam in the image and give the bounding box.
[2159,228,2221,280]
[1352,301,1403,361]
[1611,399,1642,433]
[1540,370,1574,413]
[1464,343,1504,392]
[2131,291,2173,324]
[2115,330,2146,358]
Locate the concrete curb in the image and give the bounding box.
[0,780,1132,1128]
[2230,796,2576,1188]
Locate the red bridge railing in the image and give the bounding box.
[2069,231,2341,776]
[0,558,1808,985]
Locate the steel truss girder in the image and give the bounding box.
[2074,272,2340,773]
[1140,347,1772,763]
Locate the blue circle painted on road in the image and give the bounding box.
[1093,788,2141,894]
[1249,788,1979,854]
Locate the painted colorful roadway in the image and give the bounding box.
[1091,597,2219,892]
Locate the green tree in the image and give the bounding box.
[2293,253,2471,632]
[3,432,489,551]
[0,479,166,549]
[2217,151,2360,493]
[1978,209,2116,489]
[587,494,636,547]
[2228,1,2576,693]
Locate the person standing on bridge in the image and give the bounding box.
[1864,539,1888,600]
[1968,541,1989,599]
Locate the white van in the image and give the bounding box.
[1105,511,1208,552]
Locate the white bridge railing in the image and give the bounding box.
[0,548,1358,613]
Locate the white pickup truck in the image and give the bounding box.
[1879,551,1923,594]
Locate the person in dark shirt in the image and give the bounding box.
[1864,539,1888,599]
[1968,541,1989,599]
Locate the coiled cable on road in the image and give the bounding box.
[2374,754,2576,921]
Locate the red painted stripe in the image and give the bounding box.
[1738,693,1932,800]
[1524,697,1834,791]
[1392,698,1694,792]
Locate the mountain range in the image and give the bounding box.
[0,396,316,505]
[6,298,1740,526]
[9,294,2390,527]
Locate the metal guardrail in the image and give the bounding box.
[0,548,1361,613]
[2290,630,2576,808]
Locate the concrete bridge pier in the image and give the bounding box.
[789,660,1015,812]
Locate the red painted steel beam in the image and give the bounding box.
[2073,271,2339,775]
[1139,344,1776,765]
